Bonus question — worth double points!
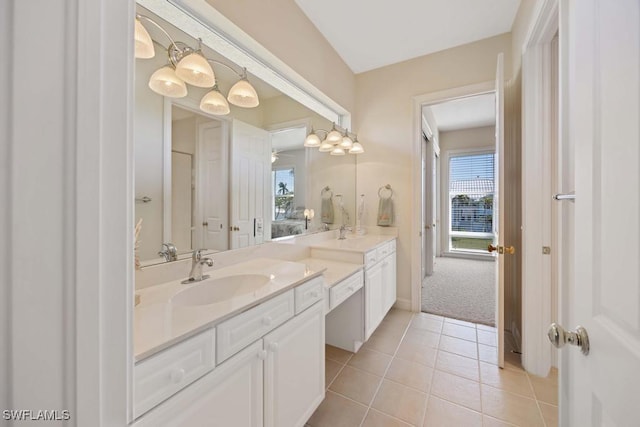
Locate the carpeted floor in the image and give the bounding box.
[421,256,496,326]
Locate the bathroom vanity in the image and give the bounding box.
[132,231,397,426]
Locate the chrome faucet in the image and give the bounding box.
[181,249,214,284]
[158,243,178,262]
[338,225,351,240]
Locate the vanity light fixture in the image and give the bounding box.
[135,14,259,114]
[304,123,365,155]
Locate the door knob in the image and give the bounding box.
[488,244,516,255]
[547,323,590,355]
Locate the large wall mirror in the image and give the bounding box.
[134,4,356,266]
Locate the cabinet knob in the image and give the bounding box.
[269,342,279,353]
[262,316,273,326]
[257,350,267,360]
[170,368,186,383]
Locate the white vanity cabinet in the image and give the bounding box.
[264,302,324,427]
[364,240,397,340]
[134,340,265,427]
[134,276,324,427]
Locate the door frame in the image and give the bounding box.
[520,0,559,377]
[411,81,495,312]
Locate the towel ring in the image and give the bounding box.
[378,184,393,199]
[321,186,333,199]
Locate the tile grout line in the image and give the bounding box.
[358,313,415,427]
[526,371,549,427]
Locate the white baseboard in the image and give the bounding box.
[394,298,412,311]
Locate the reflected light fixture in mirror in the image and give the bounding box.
[134,15,259,115]
[305,123,365,155]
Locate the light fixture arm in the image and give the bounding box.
[207,60,246,79]
[136,14,178,50]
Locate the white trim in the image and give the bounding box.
[520,0,559,377]
[441,252,496,262]
[393,298,412,311]
[412,81,495,313]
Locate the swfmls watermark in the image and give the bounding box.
[2,410,71,421]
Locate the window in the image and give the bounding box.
[448,152,495,252]
[272,167,295,220]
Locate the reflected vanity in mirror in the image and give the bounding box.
[134,5,358,267]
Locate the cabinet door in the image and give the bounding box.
[264,302,325,427]
[134,341,264,427]
[381,252,397,314]
[365,262,384,340]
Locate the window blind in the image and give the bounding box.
[449,153,495,235]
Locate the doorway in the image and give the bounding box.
[419,93,497,327]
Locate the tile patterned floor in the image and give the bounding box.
[307,309,558,427]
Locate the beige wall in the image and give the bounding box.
[205,0,356,113]
[354,34,512,304]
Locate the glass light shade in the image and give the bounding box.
[340,134,353,149]
[319,141,334,152]
[271,152,278,163]
[304,209,310,218]
[330,146,346,156]
[175,52,215,87]
[228,78,259,108]
[326,128,343,143]
[148,66,187,98]
[349,142,364,154]
[304,132,321,147]
[200,88,230,115]
[134,19,155,59]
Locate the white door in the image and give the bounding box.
[197,120,227,251]
[423,137,436,277]
[493,53,507,368]
[365,262,384,340]
[230,120,270,249]
[171,151,193,252]
[264,302,324,427]
[557,1,640,425]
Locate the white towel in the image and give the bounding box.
[377,197,394,226]
[321,197,334,224]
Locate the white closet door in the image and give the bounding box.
[230,120,270,249]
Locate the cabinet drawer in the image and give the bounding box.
[134,328,216,419]
[376,241,394,260]
[295,276,324,314]
[364,250,378,267]
[217,290,294,363]
[330,270,364,309]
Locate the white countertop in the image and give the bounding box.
[134,234,396,362]
[134,258,324,361]
[297,257,363,288]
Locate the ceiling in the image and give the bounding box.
[294,0,521,73]
[424,93,495,132]
[271,127,307,151]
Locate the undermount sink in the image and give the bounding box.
[171,274,271,306]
